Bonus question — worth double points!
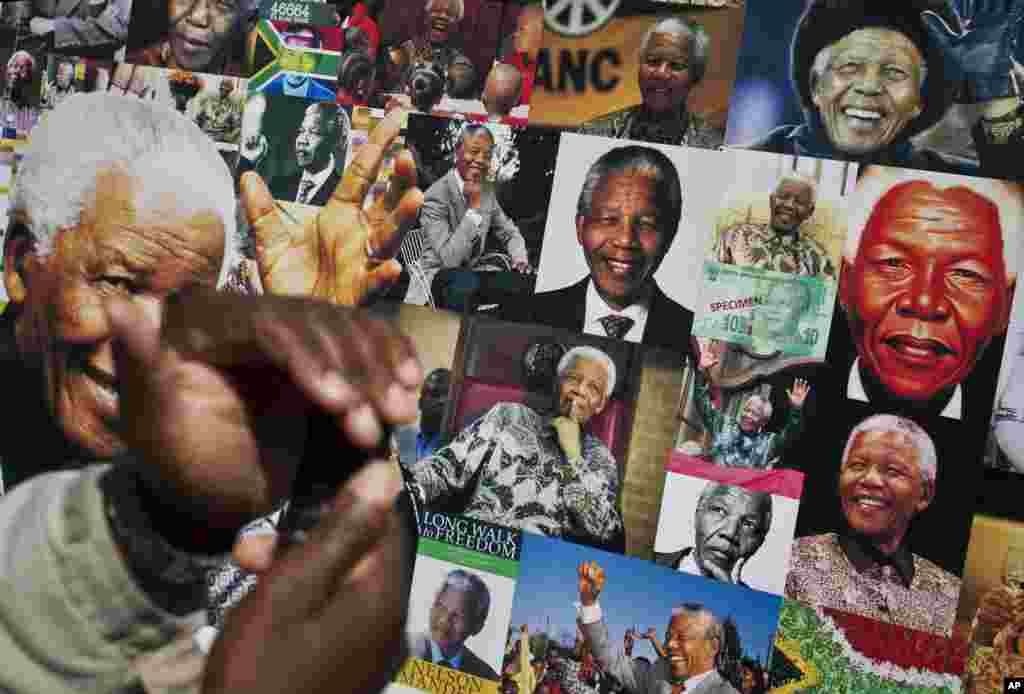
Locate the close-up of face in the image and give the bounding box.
[294,107,333,172]
[841,182,1013,402]
[6,53,32,89]
[425,0,458,44]
[5,167,225,458]
[753,282,807,340]
[638,31,692,115]
[56,63,74,89]
[514,6,544,59]
[665,612,718,681]
[694,486,769,579]
[429,588,479,651]
[770,179,815,234]
[811,28,925,156]
[557,356,609,426]
[737,396,768,434]
[838,428,932,552]
[454,131,493,185]
[577,173,669,310]
[168,0,243,72]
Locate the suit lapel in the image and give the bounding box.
[448,170,467,227]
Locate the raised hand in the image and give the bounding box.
[786,378,811,409]
[698,342,720,372]
[643,627,658,641]
[577,560,606,606]
[923,0,1024,102]
[243,109,424,306]
[552,415,583,461]
[106,288,422,538]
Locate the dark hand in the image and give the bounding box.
[105,288,422,537]
[923,0,1024,102]
[244,109,422,305]
[204,461,411,694]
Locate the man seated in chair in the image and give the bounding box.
[403,346,625,550]
[416,123,533,310]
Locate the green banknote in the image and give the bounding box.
[691,261,837,358]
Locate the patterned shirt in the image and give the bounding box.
[549,654,602,694]
[785,533,961,636]
[693,378,802,469]
[407,402,623,546]
[578,106,724,149]
[714,222,835,279]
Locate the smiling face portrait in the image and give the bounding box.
[693,483,771,580]
[2,94,233,460]
[639,31,692,115]
[454,128,493,186]
[770,178,816,234]
[575,147,681,312]
[664,608,719,681]
[838,418,935,554]
[841,179,1015,402]
[810,27,925,156]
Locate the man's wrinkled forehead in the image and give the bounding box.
[861,181,1004,250]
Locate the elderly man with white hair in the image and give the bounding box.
[837,166,1022,423]
[0,92,433,692]
[398,0,478,99]
[692,345,811,469]
[714,174,834,279]
[579,16,723,148]
[404,345,624,549]
[786,414,960,636]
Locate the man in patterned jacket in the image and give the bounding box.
[404,345,624,550]
[785,414,962,636]
[713,174,834,279]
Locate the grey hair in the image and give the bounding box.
[841,414,938,488]
[774,173,818,202]
[638,16,710,84]
[742,393,773,421]
[556,346,616,398]
[697,481,773,534]
[670,603,723,645]
[438,569,491,632]
[458,122,496,150]
[577,145,683,248]
[426,0,464,22]
[7,50,35,70]
[305,101,341,140]
[810,34,927,96]
[10,93,241,287]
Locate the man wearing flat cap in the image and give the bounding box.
[747,0,1024,178]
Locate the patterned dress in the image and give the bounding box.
[406,402,623,546]
[578,106,724,149]
[714,222,835,279]
[785,533,962,636]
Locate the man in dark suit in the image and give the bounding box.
[507,145,693,356]
[409,568,500,681]
[268,101,345,206]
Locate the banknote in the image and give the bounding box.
[691,261,837,358]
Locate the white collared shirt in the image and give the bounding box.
[296,154,336,205]
[583,279,649,343]
[282,75,311,98]
[683,670,715,691]
[847,357,963,420]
